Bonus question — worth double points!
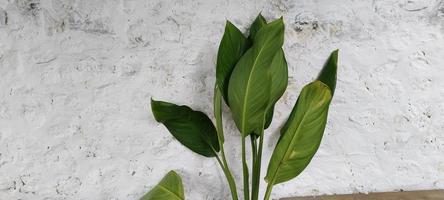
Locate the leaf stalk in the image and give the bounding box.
[213,150,239,200]
[241,137,250,200]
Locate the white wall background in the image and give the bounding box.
[0,0,444,199]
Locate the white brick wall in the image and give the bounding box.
[0,0,443,199]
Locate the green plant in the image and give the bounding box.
[144,14,338,200]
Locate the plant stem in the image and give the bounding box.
[241,137,250,200]
[213,152,239,200]
[263,147,276,200]
[250,136,258,175]
[213,86,238,200]
[250,136,258,172]
[250,135,258,200]
[251,129,264,200]
[219,139,238,200]
[263,183,273,200]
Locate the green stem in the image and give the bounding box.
[250,136,258,171]
[252,130,264,200]
[263,144,276,200]
[213,86,238,200]
[263,182,273,200]
[241,137,250,200]
[220,142,238,200]
[250,135,258,200]
[213,152,239,200]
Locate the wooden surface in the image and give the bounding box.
[281,190,444,200]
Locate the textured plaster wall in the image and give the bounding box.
[0,0,444,199]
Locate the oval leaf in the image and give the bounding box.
[216,21,248,104]
[265,81,332,185]
[228,18,285,137]
[151,99,219,157]
[141,170,184,200]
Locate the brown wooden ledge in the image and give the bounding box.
[281,190,444,200]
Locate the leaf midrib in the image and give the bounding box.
[158,184,183,200]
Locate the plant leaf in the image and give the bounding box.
[278,50,338,136]
[141,170,185,200]
[317,49,338,94]
[228,18,285,137]
[250,14,272,132]
[216,21,249,105]
[214,84,224,143]
[265,81,332,185]
[151,99,219,157]
[248,15,289,132]
[248,13,267,45]
[264,49,288,130]
[263,106,275,130]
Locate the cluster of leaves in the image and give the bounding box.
[143,14,338,200]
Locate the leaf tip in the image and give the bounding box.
[167,170,179,176]
[149,98,161,122]
[150,98,160,108]
[331,49,339,63]
[258,12,266,20]
[150,98,155,108]
[274,17,285,29]
[225,20,234,28]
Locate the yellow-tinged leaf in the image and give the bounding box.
[265,81,332,185]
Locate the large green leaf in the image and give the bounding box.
[317,49,339,94]
[265,81,332,185]
[228,18,285,137]
[248,14,289,132]
[141,170,184,200]
[216,21,249,105]
[151,99,219,157]
[249,13,270,133]
[263,49,288,130]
